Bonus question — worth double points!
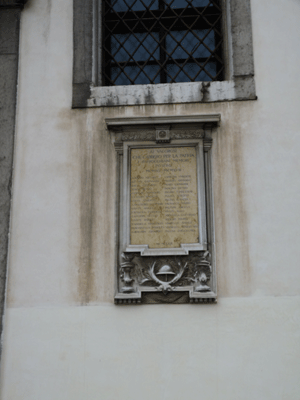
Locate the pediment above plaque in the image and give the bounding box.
[106,115,220,304]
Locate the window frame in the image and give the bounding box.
[72,0,256,107]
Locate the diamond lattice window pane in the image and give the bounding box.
[112,33,159,62]
[112,0,159,12]
[164,0,212,8]
[103,0,224,85]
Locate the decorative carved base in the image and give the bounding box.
[115,251,216,304]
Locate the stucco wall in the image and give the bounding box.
[1,0,300,398]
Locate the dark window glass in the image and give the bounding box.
[102,0,224,85]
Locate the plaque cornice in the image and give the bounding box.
[106,114,221,129]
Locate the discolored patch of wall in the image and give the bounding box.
[4,95,255,308]
[73,101,253,304]
[75,109,117,304]
[78,111,95,304]
[213,102,253,296]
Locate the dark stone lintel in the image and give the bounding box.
[0,0,27,8]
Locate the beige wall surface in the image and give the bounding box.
[1,0,300,398]
[1,298,300,400]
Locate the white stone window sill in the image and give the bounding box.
[87,78,255,107]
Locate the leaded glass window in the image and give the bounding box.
[102,0,224,86]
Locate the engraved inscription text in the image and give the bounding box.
[130,147,199,248]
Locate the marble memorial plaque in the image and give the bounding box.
[130,146,199,248]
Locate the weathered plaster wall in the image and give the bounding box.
[1,0,300,398]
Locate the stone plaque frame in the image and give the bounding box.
[107,115,220,304]
[124,140,206,256]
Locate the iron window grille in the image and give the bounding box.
[102,0,224,86]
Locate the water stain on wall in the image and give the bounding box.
[214,102,252,296]
[75,102,253,304]
[78,111,96,304]
[76,109,116,304]
[42,0,52,42]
